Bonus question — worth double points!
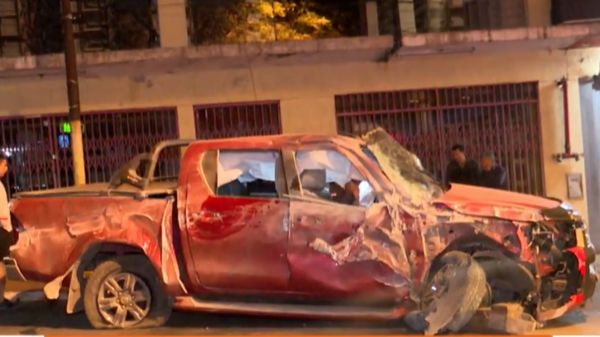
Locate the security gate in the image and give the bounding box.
[194,101,282,139]
[0,107,179,198]
[335,82,544,195]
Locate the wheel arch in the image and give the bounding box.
[65,242,154,314]
[424,233,535,291]
[440,232,519,258]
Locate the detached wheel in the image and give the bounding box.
[83,255,173,329]
[405,251,488,334]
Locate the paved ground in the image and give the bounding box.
[1,258,599,336]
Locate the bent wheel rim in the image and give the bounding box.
[97,272,152,328]
[422,264,454,306]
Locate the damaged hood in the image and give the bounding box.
[361,129,444,208]
[358,128,562,222]
[437,184,561,211]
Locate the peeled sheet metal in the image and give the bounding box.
[9,196,188,298]
[303,129,547,314]
[309,128,547,268]
[309,201,412,287]
[362,128,444,209]
[304,128,446,290]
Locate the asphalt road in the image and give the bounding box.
[0,289,598,336]
[3,254,600,336]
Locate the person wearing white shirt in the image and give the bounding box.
[0,154,13,309]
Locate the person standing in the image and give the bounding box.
[478,151,508,190]
[0,153,13,309]
[445,144,480,187]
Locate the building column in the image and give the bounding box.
[177,105,197,139]
[399,0,417,34]
[525,0,551,27]
[363,0,417,36]
[177,105,196,157]
[280,98,337,135]
[157,0,189,48]
[539,80,587,217]
[427,0,446,32]
[365,1,379,36]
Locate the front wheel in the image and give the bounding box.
[405,251,488,334]
[83,255,173,329]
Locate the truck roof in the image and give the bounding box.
[185,133,363,149]
[13,133,365,199]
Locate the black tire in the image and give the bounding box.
[473,252,536,305]
[405,251,487,334]
[83,254,173,329]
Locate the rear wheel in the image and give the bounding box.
[83,255,173,329]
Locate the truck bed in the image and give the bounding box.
[14,182,178,198]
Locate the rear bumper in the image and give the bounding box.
[2,257,27,282]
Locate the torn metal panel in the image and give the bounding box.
[362,128,444,208]
[160,197,188,294]
[9,196,186,296]
[294,129,532,296]
[299,129,537,292]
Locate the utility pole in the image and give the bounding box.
[60,0,86,185]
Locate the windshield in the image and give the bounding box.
[361,128,444,206]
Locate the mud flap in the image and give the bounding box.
[43,264,74,300]
[65,260,85,314]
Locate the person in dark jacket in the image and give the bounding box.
[478,151,508,190]
[445,144,480,187]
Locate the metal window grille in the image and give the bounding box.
[194,101,282,139]
[0,107,179,197]
[335,82,544,195]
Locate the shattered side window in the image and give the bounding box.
[290,149,376,208]
[204,149,286,199]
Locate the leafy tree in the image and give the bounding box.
[189,0,338,44]
[249,0,332,41]
[309,0,361,38]
[189,0,249,45]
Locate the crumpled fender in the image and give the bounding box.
[37,197,188,314]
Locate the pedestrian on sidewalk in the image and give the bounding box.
[0,153,13,309]
[444,144,480,188]
[478,151,508,190]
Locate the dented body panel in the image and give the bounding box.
[5,132,596,324]
[9,196,187,296]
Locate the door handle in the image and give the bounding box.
[295,216,322,225]
[190,210,222,223]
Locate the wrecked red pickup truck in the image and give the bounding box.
[3,128,597,332]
